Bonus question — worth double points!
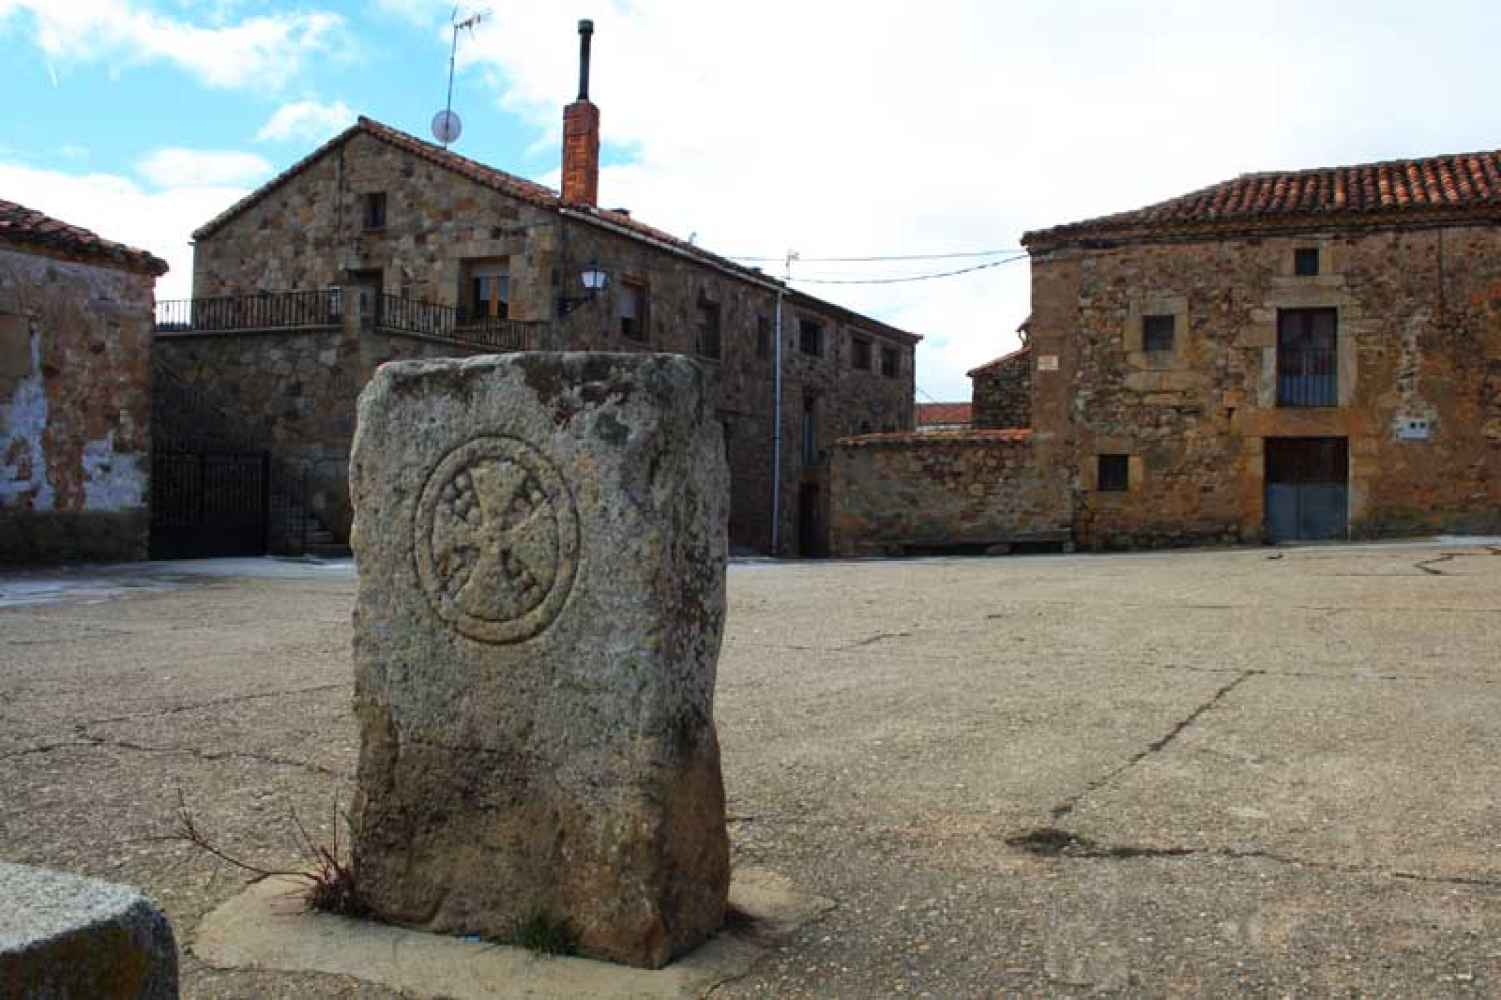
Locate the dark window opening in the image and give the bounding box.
[697,300,722,360]
[1294,247,1320,276]
[881,346,898,378]
[799,319,824,357]
[618,280,648,340]
[1277,307,1337,407]
[1098,454,1129,492]
[756,315,771,359]
[1143,313,1175,352]
[363,192,387,230]
[851,336,872,370]
[467,272,509,321]
[801,394,818,466]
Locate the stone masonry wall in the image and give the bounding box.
[971,347,1031,429]
[0,246,155,563]
[828,431,1070,557]
[1025,225,1501,548]
[190,130,920,555]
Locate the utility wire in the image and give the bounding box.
[785,254,1028,285]
[730,248,1023,263]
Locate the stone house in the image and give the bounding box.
[915,401,972,432]
[1023,148,1501,547]
[967,343,1031,430]
[162,25,918,557]
[0,198,167,563]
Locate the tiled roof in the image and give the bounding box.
[966,344,1030,378]
[0,198,168,275]
[1024,148,1501,247]
[916,402,972,426]
[837,428,1031,448]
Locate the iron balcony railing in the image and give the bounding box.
[380,295,540,351]
[155,289,343,333]
[1277,347,1338,407]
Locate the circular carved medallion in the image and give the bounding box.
[413,435,579,644]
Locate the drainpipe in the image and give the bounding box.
[771,287,784,555]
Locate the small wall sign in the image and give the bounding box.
[1037,354,1060,372]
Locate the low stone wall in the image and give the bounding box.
[828,430,1071,557]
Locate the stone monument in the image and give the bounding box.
[348,352,730,969]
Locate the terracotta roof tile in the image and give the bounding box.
[0,198,167,275]
[916,402,972,426]
[1023,147,1501,247]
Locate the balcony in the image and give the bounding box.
[155,290,546,352]
[1276,347,1338,407]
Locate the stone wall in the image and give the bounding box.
[190,128,920,555]
[971,346,1031,429]
[828,430,1070,557]
[1026,225,1501,548]
[0,246,155,563]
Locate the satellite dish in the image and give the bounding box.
[431,109,462,145]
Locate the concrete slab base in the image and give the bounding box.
[192,868,831,999]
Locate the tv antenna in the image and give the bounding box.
[433,6,488,146]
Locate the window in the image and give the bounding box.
[1277,307,1337,407]
[801,394,818,466]
[618,280,648,340]
[467,271,509,321]
[881,346,898,378]
[697,300,722,360]
[851,336,872,371]
[363,192,387,230]
[1098,454,1129,492]
[1294,247,1320,276]
[799,318,824,356]
[1142,314,1175,352]
[756,315,771,359]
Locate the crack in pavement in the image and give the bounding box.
[1051,670,1260,820]
[79,682,346,726]
[1415,554,1458,576]
[841,631,913,649]
[1007,826,1501,889]
[0,733,346,779]
[1159,663,1450,683]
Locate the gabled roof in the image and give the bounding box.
[1023,148,1501,249]
[0,198,168,275]
[916,402,972,426]
[966,343,1029,378]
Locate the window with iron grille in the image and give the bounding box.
[1098,454,1129,492]
[618,280,648,340]
[851,336,872,370]
[881,346,898,378]
[1294,247,1320,276]
[799,318,824,356]
[1277,307,1337,407]
[1143,313,1175,352]
[801,394,818,466]
[363,192,387,230]
[697,300,722,360]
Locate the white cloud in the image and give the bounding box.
[0,0,344,90]
[451,0,1501,399]
[136,148,273,188]
[0,161,253,300]
[256,100,357,144]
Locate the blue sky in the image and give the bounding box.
[4,1,1501,400]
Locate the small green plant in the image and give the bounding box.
[510,910,577,956]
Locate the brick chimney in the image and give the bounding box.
[561,19,600,207]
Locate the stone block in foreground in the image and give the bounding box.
[0,862,178,999]
[349,352,730,969]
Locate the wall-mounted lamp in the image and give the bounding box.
[559,261,610,316]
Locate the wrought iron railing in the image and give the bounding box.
[379,294,539,351]
[1277,347,1338,407]
[155,289,342,333]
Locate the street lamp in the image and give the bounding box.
[559,261,609,316]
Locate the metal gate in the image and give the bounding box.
[1265,437,1348,542]
[150,450,270,559]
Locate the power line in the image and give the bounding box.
[786,254,1028,285]
[730,247,1023,263]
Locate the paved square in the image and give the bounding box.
[2,540,1500,996]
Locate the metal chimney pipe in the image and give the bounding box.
[577,19,594,101]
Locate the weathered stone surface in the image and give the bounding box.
[0,861,178,998]
[349,351,730,969]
